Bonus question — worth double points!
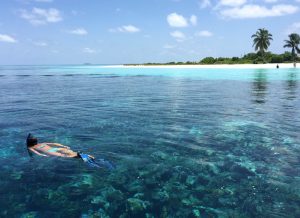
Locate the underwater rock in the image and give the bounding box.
[196,206,226,217]
[80,174,93,187]
[205,163,220,175]
[145,213,155,218]
[152,189,169,202]
[218,197,238,207]
[186,175,197,186]
[192,209,201,217]
[282,136,294,145]
[82,208,107,218]
[128,180,143,193]
[197,175,210,186]
[102,186,124,202]
[126,198,150,213]
[108,171,128,187]
[10,170,23,180]
[205,149,215,156]
[66,174,94,195]
[230,164,256,177]
[91,195,104,205]
[14,203,26,213]
[160,206,169,218]
[91,186,124,207]
[20,211,38,218]
[181,195,200,207]
[170,152,180,161]
[81,213,88,218]
[144,177,159,189]
[164,181,188,200]
[238,160,256,174]
[90,186,125,212]
[67,186,87,199]
[133,193,144,199]
[151,151,168,161]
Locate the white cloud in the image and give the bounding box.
[19,7,62,25]
[0,34,17,43]
[170,31,186,41]
[220,4,298,19]
[33,41,48,46]
[264,0,278,3]
[190,15,197,26]
[167,13,189,27]
[219,0,247,7]
[110,25,140,33]
[199,0,211,8]
[196,30,213,37]
[69,28,88,35]
[121,25,140,32]
[83,47,96,53]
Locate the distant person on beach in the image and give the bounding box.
[276,64,279,69]
[26,133,115,169]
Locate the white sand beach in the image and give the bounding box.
[103,63,297,69]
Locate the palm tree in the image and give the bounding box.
[284,33,300,67]
[251,28,273,63]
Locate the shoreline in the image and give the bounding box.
[102,63,297,69]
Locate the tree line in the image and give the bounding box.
[141,29,300,67]
[251,28,300,67]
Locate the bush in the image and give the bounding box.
[270,54,284,63]
[232,57,239,61]
[282,52,293,62]
[243,53,258,60]
[200,57,216,64]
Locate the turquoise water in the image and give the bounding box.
[0,65,299,217]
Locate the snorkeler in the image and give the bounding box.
[26,133,115,170]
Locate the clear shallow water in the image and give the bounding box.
[0,65,300,217]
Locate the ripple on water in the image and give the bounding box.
[0,66,299,217]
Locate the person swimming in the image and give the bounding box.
[26,133,81,158]
[26,133,115,170]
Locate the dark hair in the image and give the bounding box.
[27,133,38,147]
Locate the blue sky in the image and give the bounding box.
[0,0,300,64]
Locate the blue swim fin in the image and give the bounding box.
[78,153,115,170]
[96,158,116,170]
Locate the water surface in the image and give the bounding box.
[0,66,299,217]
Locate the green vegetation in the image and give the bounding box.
[128,28,300,66]
[136,51,299,66]
[251,28,273,63]
[199,51,299,65]
[284,33,300,67]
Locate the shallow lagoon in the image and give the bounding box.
[0,66,299,217]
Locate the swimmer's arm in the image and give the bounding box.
[29,148,48,157]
